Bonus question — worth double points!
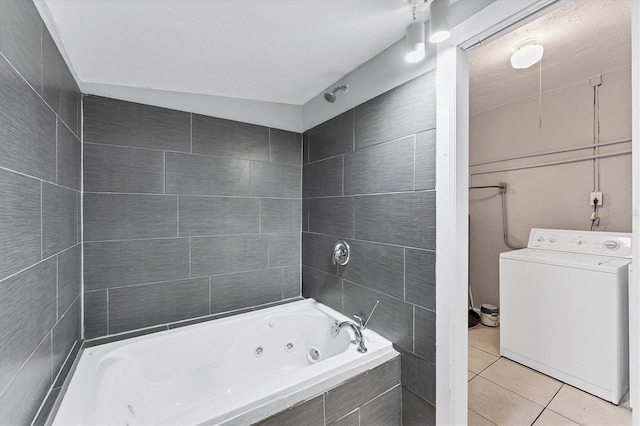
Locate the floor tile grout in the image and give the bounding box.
[469,408,497,425]
[471,373,547,411]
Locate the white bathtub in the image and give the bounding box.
[52,299,398,425]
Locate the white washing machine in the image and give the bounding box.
[500,228,631,404]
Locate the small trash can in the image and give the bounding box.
[480,304,499,327]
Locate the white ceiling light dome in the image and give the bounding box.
[510,39,544,69]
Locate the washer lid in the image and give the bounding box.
[500,248,632,273]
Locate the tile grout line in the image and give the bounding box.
[468,409,496,425]
[0,164,80,193]
[55,256,59,320]
[41,181,43,260]
[83,141,301,167]
[472,361,558,413]
[106,289,110,335]
[82,190,300,200]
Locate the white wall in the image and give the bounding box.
[469,66,632,306]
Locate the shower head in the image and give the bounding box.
[323,85,349,103]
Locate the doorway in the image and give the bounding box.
[434,0,640,424]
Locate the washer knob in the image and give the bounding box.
[603,240,619,250]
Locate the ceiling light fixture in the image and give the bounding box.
[428,0,450,43]
[510,39,544,69]
[405,20,426,63]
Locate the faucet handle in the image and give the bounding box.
[353,314,365,328]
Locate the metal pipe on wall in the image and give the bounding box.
[469,138,630,168]
[469,150,632,176]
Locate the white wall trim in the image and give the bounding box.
[435,43,469,425]
[630,1,639,423]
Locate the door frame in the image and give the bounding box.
[435,1,640,423]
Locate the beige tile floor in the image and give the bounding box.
[468,325,632,426]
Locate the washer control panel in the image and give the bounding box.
[527,228,632,258]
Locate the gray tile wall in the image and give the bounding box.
[83,96,302,339]
[256,356,401,426]
[0,2,82,423]
[302,72,437,422]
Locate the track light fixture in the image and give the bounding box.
[428,0,450,43]
[405,20,426,63]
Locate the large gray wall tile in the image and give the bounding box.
[84,96,190,152]
[0,57,56,181]
[257,395,324,426]
[343,280,413,352]
[324,357,400,424]
[56,118,81,190]
[42,183,78,258]
[303,156,343,198]
[191,234,268,277]
[192,114,269,161]
[109,278,210,333]
[84,194,178,241]
[308,197,353,238]
[415,130,436,190]
[359,386,402,426]
[270,129,301,165]
[83,143,165,194]
[344,136,415,195]
[337,240,404,299]
[308,109,353,162]
[210,269,282,314]
[0,335,51,426]
[302,266,342,312]
[402,388,436,426]
[0,168,41,280]
[250,162,301,198]
[414,306,436,362]
[84,238,190,291]
[42,28,79,133]
[283,266,301,299]
[355,192,435,249]
[269,233,300,268]
[0,0,42,93]
[302,232,338,276]
[355,72,435,149]
[0,258,56,392]
[405,248,435,310]
[57,244,81,320]
[84,290,107,340]
[179,196,259,237]
[166,152,250,196]
[261,199,301,233]
[52,298,80,377]
[401,350,435,404]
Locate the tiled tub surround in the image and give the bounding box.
[0,1,82,424]
[53,300,399,425]
[83,95,302,339]
[302,71,437,424]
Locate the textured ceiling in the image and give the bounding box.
[469,0,631,115]
[37,0,418,105]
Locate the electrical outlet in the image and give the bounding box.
[590,192,603,206]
